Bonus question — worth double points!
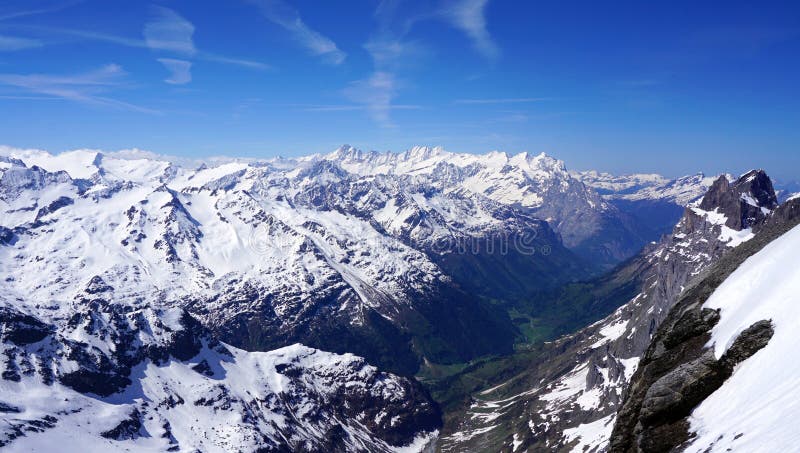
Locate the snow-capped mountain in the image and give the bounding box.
[0,143,650,452]
[326,145,658,266]
[574,170,723,240]
[0,145,667,379]
[611,195,800,452]
[439,170,780,452]
[2,149,460,451]
[574,170,717,205]
[0,296,440,452]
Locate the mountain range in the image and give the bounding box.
[1,144,797,452]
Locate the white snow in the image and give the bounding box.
[685,223,800,452]
[538,362,590,409]
[690,206,728,226]
[590,318,629,348]
[393,430,439,453]
[717,225,754,247]
[690,207,755,247]
[574,171,718,205]
[0,340,437,452]
[512,432,523,451]
[562,413,616,453]
[740,193,759,207]
[618,356,640,381]
[11,149,101,179]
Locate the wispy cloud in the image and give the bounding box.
[440,0,499,61]
[0,1,83,22]
[15,7,268,73]
[342,71,400,126]
[34,26,270,70]
[0,64,160,114]
[454,97,548,104]
[334,1,432,127]
[157,58,192,85]
[0,95,61,100]
[339,0,501,127]
[0,35,42,51]
[143,6,196,55]
[200,53,269,69]
[245,0,345,65]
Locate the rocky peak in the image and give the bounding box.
[0,156,25,169]
[698,170,777,230]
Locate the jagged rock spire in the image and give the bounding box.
[699,170,778,230]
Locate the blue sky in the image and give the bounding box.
[0,0,799,179]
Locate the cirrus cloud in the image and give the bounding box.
[157,58,192,85]
[245,0,346,65]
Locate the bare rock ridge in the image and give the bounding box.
[697,170,777,229]
[610,196,800,452]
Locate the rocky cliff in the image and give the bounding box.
[610,197,800,452]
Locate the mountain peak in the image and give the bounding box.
[404,145,446,160]
[330,144,362,160]
[697,170,777,230]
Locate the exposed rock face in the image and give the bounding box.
[438,171,780,452]
[698,170,777,229]
[609,199,800,452]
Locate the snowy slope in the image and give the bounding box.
[0,146,578,307]
[0,298,440,452]
[685,223,800,452]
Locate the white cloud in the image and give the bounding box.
[33,26,269,70]
[0,64,159,114]
[364,38,430,71]
[143,6,196,55]
[19,5,269,79]
[0,1,83,22]
[440,0,499,61]
[157,58,192,85]
[200,53,270,70]
[246,0,345,65]
[0,35,42,51]
[342,71,400,127]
